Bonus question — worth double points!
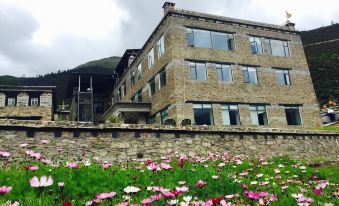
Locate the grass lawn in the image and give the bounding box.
[0,153,338,206]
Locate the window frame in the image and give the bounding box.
[221,104,241,126]
[193,103,214,126]
[148,47,155,68]
[7,97,16,107]
[187,28,234,51]
[249,36,263,54]
[284,106,302,125]
[130,70,135,87]
[149,77,156,97]
[159,69,167,89]
[275,68,291,85]
[249,105,269,126]
[157,34,165,59]
[30,97,39,107]
[160,107,169,125]
[242,66,258,84]
[216,63,233,82]
[189,62,207,81]
[268,39,290,57]
[137,63,142,80]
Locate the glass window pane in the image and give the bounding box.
[194,107,213,125]
[193,29,212,48]
[229,105,238,110]
[196,63,207,80]
[203,104,212,108]
[211,32,227,50]
[229,110,240,125]
[270,39,286,57]
[250,111,259,125]
[217,68,222,81]
[243,70,249,83]
[248,68,258,83]
[193,104,202,109]
[221,110,230,125]
[190,65,197,80]
[187,29,194,47]
[222,65,232,81]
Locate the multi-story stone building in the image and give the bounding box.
[0,85,55,121]
[104,2,322,128]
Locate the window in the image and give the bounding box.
[249,36,263,54]
[193,104,214,125]
[159,69,166,88]
[7,97,16,106]
[284,106,302,125]
[130,70,135,87]
[250,105,268,125]
[160,107,169,124]
[268,39,290,57]
[242,66,258,84]
[148,48,154,68]
[187,28,234,50]
[94,103,104,113]
[149,77,156,97]
[121,82,126,98]
[31,98,39,107]
[133,89,143,103]
[276,69,291,85]
[216,64,232,81]
[190,62,207,80]
[157,35,165,58]
[221,104,240,125]
[137,63,142,80]
[148,115,156,124]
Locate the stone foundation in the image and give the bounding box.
[0,121,337,163]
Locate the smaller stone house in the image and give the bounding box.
[0,85,55,121]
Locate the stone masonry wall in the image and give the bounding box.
[0,122,337,163]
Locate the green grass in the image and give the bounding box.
[0,156,338,206]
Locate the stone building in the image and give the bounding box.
[104,2,322,128]
[0,85,55,121]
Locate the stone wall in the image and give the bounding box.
[0,122,337,163]
[0,93,5,107]
[0,107,52,121]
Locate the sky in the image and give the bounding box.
[0,0,338,77]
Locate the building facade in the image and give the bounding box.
[0,85,55,121]
[106,2,322,128]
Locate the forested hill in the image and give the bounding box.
[0,56,121,105]
[300,23,339,104]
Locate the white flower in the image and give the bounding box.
[167,199,178,205]
[84,161,91,166]
[256,174,263,178]
[218,163,225,167]
[183,196,192,202]
[250,181,258,185]
[124,186,141,193]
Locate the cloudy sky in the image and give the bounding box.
[0,0,338,77]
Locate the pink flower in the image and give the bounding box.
[96,192,116,199]
[0,151,10,158]
[66,162,80,169]
[41,159,52,165]
[3,201,19,206]
[41,140,49,144]
[175,186,189,193]
[19,143,28,148]
[58,182,65,188]
[29,176,53,187]
[160,163,173,170]
[239,171,248,176]
[151,194,162,201]
[195,180,207,188]
[220,200,232,206]
[147,162,160,171]
[0,186,12,195]
[141,198,152,205]
[24,166,39,171]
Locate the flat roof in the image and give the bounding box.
[0,85,56,92]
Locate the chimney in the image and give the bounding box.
[162,2,176,15]
[128,55,135,68]
[283,20,296,30]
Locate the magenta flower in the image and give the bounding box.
[195,180,207,188]
[19,143,28,148]
[0,186,12,195]
[96,192,116,199]
[24,166,39,171]
[29,176,53,187]
[147,162,160,171]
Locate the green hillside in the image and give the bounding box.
[0,56,121,105]
[300,24,339,104]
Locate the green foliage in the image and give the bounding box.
[0,157,338,205]
[301,24,339,104]
[106,113,123,123]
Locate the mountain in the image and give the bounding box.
[300,24,339,104]
[0,56,121,105]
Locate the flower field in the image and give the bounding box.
[0,149,338,206]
